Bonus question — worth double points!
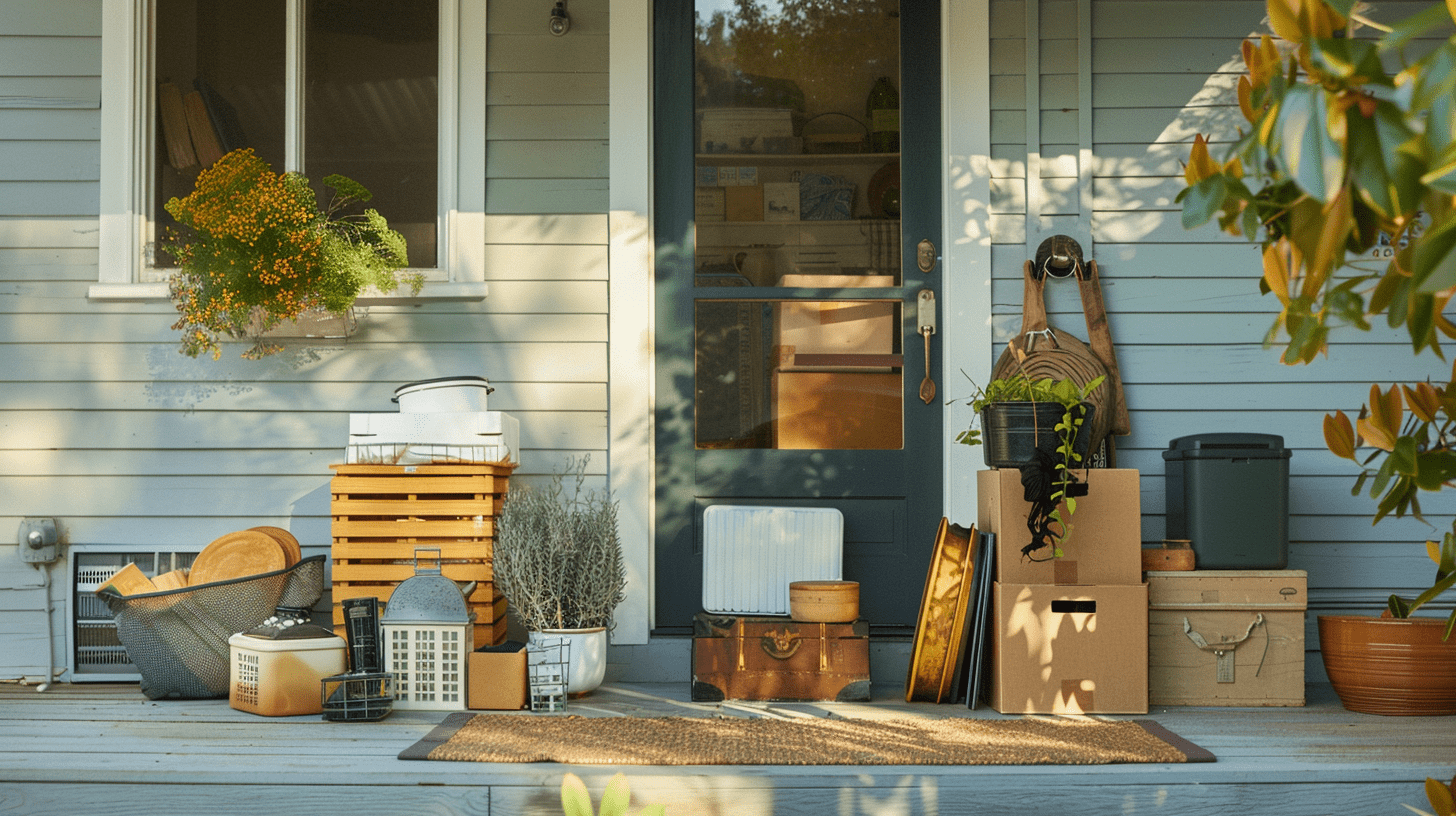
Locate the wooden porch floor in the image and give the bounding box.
[1,680,1452,816]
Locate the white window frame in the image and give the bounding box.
[92,0,487,302]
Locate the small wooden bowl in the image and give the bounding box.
[1142,540,1195,572]
[789,580,860,623]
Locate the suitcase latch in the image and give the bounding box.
[1183,613,1266,684]
[761,627,802,660]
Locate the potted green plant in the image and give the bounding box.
[493,456,626,696]
[955,368,1104,559]
[1178,0,1456,713]
[164,148,422,360]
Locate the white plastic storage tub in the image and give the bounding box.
[701,505,843,616]
[393,376,494,412]
[228,629,346,716]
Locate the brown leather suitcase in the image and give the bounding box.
[691,613,871,702]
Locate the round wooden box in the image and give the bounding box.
[789,580,860,623]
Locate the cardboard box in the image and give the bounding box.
[988,582,1148,714]
[978,468,1142,586]
[725,185,764,221]
[1148,570,1306,706]
[695,187,726,221]
[774,299,897,369]
[772,371,901,449]
[468,640,528,710]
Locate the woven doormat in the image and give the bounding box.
[400,713,1215,765]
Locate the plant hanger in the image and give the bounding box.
[991,235,1129,463]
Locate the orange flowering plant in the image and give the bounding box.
[1178,0,1456,634]
[164,148,421,359]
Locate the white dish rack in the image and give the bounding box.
[346,411,519,465]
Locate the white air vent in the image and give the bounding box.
[701,505,843,616]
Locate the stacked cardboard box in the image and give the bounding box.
[978,468,1148,714]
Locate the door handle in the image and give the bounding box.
[917,290,936,404]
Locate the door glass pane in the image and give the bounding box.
[153,0,285,268]
[693,0,903,450]
[696,299,903,450]
[306,0,439,267]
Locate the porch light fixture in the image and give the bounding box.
[549,1,570,36]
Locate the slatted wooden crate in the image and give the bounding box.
[329,463,515,648]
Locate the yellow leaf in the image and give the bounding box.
[1426,776,1456,816]
[1185,134,1220,185]
[1257,36,1281,83]
[1359,383,1404,452]
[1263,241,1292,303]
[1239,75,1258,123]
[1268,0,1303,42]
[1448,0,1456,27]
[1403,382,1441,423]
[1323,411,1357,459]
[1225,155,1244,179]
[1428,539,1443,565]
[1307,187,1351,298]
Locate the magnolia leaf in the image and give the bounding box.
[1185,134,1221,185]
[1415,451,1456,491]
[1182,176,1228,230]
[1408,291,1438,353]
[1324,411,1358,459]
[1345,102,1424,219]
[1308,37,1390,85]
[1388,593,1414,618]
[1267,0,1303,43]
[1391,435,1420,476]
[1238,75,1259,123]
[1448,0,1456,26]
[1324,0,1358,18]
[1308,186,1351,291]
[1414,217,1456,294]
[1369,260,1405,315]
[1404,382,1443,423]
[1273,85,1343,203]
[1263,242,1293,302]
[1381,3,1455,52]
[561,774,595,816]
[1371,382,1406,440]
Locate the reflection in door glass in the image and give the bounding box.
[693,1,903,451]
[696,300,903,450]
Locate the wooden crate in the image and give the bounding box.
[1148,570,1306,706]
[330,462,515,649]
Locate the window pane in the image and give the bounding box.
[695,299,903,450]
[306,0,439,268]
[153,0,285,267]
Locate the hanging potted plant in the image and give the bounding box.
[492,456,626,696]
[1177,0,1456,713]
[163,148,422,360]
[955,367,1104,560]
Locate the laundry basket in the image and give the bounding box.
[100,555,326,699]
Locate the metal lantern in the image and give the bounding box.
[380,550,475,710]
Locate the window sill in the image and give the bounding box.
[86,281,489,304]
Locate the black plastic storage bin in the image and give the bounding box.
[1163,433,1292,569]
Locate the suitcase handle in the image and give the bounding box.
[760,627,802,660]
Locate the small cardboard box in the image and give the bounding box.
[978,468,1142,586]
[1148,570,1306,706]
[467,640,528,710]
[764,182,800,221]
[988,582,1148,714]
[695,187,726,221]
[724,185,764,221]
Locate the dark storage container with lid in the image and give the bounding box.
[1163,433,1292,569]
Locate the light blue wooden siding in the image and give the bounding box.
[987,0,1453,674]
[0,0,610,680]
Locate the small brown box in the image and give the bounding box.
[692,613,870,702]
[978,468,1142,586]
[467,640,528,710]
[724,185,764,221]
[988,582,1148,714]
[1148,570,1306,706]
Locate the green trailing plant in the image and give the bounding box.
[561,772,665,816]
[494,456,626,631]
[954,369,1104,558]
[1177,0,1456,637]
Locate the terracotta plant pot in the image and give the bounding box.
[1318,614,1456,715]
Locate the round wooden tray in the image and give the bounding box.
[249,526,302,567]
[189,530,286,586]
